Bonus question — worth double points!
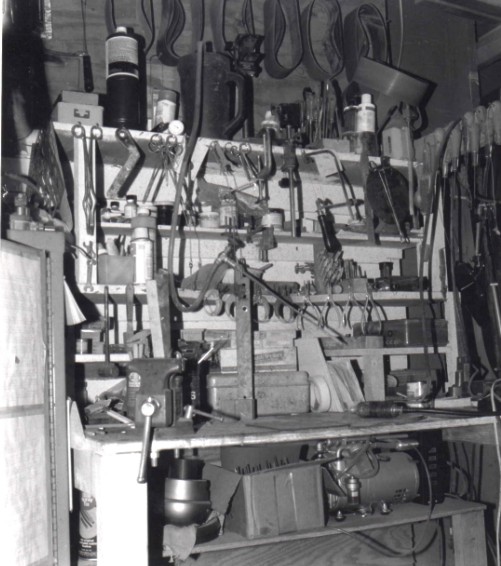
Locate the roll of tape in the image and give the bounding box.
[254,295,272,323]
[309,375,331,413]
[203,289,224,316]
[275,301,296,323]
[222,293,237,320]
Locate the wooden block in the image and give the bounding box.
[219,347,298,371]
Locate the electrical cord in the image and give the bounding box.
[490,378,501,566]
[167,42,222,313]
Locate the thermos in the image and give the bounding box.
[105,26,141,129]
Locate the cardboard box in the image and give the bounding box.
[207,371,310,416]
[55,101,103,126]
[225,462,326,538]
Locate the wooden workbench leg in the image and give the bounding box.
[95,452,148,566]
[451,510,487,566]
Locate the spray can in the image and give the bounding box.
[356,94,376,133]
[78,491,97,560]
[105,26,141,129]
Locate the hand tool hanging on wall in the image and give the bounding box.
[100,286,120,378]
[281,126,298,237]
[106,127,143,199]
[71,124,102,235]
[366,159,409,241]
[263,0,303,79]
[156,0,205,66]
[79,0,94,91]
[300,0,344,81]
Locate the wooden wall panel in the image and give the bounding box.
[43,0,383,131]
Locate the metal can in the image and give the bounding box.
[219,198,238,228]
[130,228,153,283]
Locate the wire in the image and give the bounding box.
[167,42,217,313]
[80,0,88,53]
[141,0,156,55]
[490,378,501,566]
[395,0,404,68]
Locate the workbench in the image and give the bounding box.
[72,409,495,565]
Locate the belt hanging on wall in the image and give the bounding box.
[263,0,303,79]
[343,3,389,82]
[300,0,344,81]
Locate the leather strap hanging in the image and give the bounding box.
[344,3,389,82]
[156,0,205,66]
[300,0,344,81]
[263,0,303,79]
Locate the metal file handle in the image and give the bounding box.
[137,397,160,484]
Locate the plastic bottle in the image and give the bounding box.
[105,26,140,129]
[356,94,376,133]
[124,195,138,219]
[152,89,178,130]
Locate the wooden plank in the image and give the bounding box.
[477,24,501,66]
[451,510,488,566]
[443,423,497,445]
[192,498,484,554]
[146,270,171,358]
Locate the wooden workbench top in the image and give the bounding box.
[75,409,497,455]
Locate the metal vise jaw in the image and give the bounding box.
[133,356,185,427]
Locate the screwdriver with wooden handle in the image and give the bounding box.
[352,401,496,418]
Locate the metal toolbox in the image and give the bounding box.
[207,371,310,416]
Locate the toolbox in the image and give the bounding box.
[207,371,310,416]
[225,462,326,539]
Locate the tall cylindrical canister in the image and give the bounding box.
[130,226,153,283]
[78,491,97,560]
[131,207,157,275]
[105,26,140,129]
[356,93,376,133]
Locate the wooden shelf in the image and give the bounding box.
[100,221,422,249]
[192,498,485,554]
[75,353,131,363]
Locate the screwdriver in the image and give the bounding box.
[351,401,494,419]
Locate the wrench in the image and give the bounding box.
[83,241,96,292]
